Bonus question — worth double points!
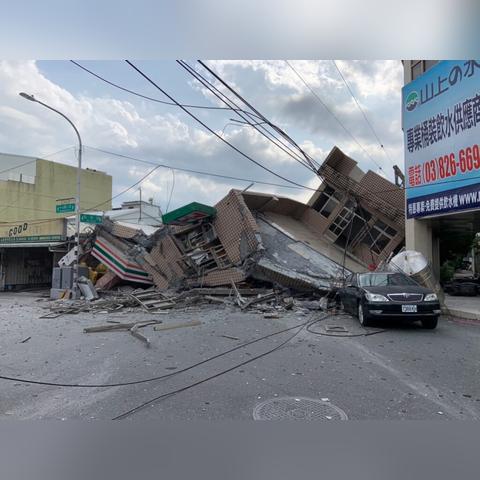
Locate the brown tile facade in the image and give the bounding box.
[307,146,405,267]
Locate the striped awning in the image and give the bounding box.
[92,236,153,285]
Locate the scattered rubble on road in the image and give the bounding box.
[43,188,360,346]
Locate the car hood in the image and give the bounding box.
[363,285,433,295]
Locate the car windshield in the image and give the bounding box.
[358,273,418,287]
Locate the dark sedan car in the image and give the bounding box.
[338,272,441,329]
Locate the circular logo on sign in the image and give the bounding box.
[405,91,419,112]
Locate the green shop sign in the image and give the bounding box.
[0,235,65,244]
[80,214,103,224]
[56,203,75,213]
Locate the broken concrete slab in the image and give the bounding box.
[78,276,99,301]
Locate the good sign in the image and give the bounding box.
[8,223,28,237]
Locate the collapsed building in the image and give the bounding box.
[91,190,355,294]
[307,146,405,267]
[64,146,405,299]
[87,150,404,293]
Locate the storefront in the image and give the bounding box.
[403,60,480,280]
[0,219,67,290]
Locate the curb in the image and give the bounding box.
[442,308,480,325]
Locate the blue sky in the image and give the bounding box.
[0,60,404,212]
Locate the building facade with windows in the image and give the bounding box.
[0,153,112,290]
[402,60,480,280]
[404,60,439,83]
[306,146,405,268]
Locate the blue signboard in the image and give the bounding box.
[402,60,480,219]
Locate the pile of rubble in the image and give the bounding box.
[50,189,352,318]
[46,284,330,317]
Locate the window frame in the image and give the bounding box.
[411,60,438,81]
[314,185,343,218]
[367,221,397,254]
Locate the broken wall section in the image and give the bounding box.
[137,190,263,289]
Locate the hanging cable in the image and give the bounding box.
[332,60,395,168]
[196,60,320,172]
[177,60,318,174]
[285,60,385,173]
[0,157,164,227]
[125,60,319,191]
[69,60,262,118]
[86,146,308,190]
[190,60,319,171]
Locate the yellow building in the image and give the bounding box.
[0,152,112,290]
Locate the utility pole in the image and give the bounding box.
[19,92,82,299]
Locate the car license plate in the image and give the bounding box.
[402,305,417,313]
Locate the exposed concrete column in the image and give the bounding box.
[432,235,441,280]
[405,217,433,263]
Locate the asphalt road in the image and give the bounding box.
[1,291,479,420]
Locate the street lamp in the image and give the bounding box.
[19,92,83,299]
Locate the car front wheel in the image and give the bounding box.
[358,302,371,327]
[421,317,438,329]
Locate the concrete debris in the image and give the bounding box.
[293,300,325,310]
[95,271,120,291]
[55,188,360,314]
[263,313,280,319]
[77,276,99,301]
[241,291,276,310]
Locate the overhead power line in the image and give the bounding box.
[86,146,309,190]
[71,59,316,173]
[0,145,76,178]
[332,60,395,167]
[196,60,320,172]
[194,61,320,171]
[69,60,262,119]
[0,157,163,226]
[0,147,79,218]
[125,60,318,191]
[177,60,317,174]
[285,60,385,173]
[0,143,318,227]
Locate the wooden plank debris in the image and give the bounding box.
[231,280,247,307]
[153,320,201,332]
[129,323,150,347]
[190,287,269,296]
[84,320,159,333]
[130,289,176,311]
[204,295,231,304]
[219,334,240,340]
[241,291,276,310]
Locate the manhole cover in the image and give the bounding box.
[253,396,348,421]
